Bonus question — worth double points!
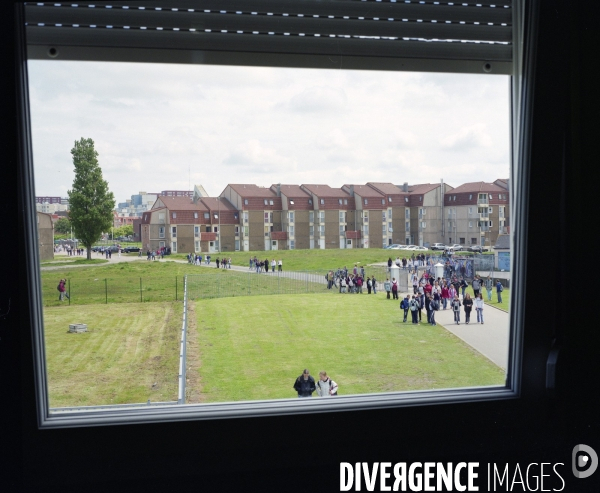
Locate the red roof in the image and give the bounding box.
[301,184,352,198]
[448,182,506,194]
[226,184,278,198]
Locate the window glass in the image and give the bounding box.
[26,35,514,422]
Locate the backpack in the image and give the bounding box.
[57,283,61,291]
[410,300,418,311]
[431,300,439,311]
[500,284,504,292]
[400,299,407,309]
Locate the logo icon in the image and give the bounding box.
[572,444,598,479]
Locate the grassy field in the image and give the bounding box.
[41,258,109,266]
[44,302,181,407]
[195,294,505,402]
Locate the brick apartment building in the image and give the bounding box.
[139,179,508,253]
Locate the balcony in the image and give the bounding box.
[480,226,490,232]
[479,212,489,219]
[477,198,489,205]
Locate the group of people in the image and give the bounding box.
[146,248,165,261]
[396,272,505,325]
[293,369,338,398]
[250,257,283,273]
[324,265,380,295]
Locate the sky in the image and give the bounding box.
[28,60,510,203]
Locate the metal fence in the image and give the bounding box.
[42,276,185,306]
[177,276,188,404]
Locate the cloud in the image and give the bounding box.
[223,140,297,174]
[440,124,493,151]
[287,86,348,113]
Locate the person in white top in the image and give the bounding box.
[316,371,338,397]
[271,259,276,273]
[474,292,485,324]
[278,259,282,272]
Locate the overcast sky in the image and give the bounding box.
[28,60,510,203]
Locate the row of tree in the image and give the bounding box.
[54,217,133,241]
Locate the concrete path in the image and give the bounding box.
[398,290,509,370]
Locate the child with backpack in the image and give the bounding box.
[384,278,391,299]
[409,295,420,324]
[400,295,410,323]
[496,280,504,303]
[451,295,462,324]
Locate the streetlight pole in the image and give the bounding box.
[218,197,221,253]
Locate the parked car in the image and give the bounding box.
[403,245,418,250]
[388,244,407,250]
[450,244,464,251]
[430,243,446,251]
[122,246,140,253]
[384,244,401,250]
[413,246,428,251]
[467,245,488,253]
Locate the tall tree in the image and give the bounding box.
[68,138,115,259]
[54,217,71,235]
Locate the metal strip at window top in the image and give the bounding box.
[25,0,513,74]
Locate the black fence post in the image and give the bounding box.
[140,277,142,303]
[105,278,108,304]
[176,276,178,301]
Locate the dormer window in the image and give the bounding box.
[214,214,218,219]
[388,197,392,202]
[194,212,198,219]
[172,212,176,218]
[320,199,324,205]
[308,199,312,205]
[244,199,248,205]
[338,199,342,205]
[364,199,368,205]
[264,199,268,205]
[290,200,294,205]
[381,199,385,205]
[269,200,274,206]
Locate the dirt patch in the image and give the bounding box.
[184,301,205,403]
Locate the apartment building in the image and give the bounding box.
[443,181,510,248]
[141,196,207,254]
[342,184,390,249]
[270,184,313,250]
[407,183,454,247]
[221,184,283,251]
[365,183,412,246]
[199,197,240,253]
[299,185,356,249]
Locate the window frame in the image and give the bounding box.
[16,1,531,429]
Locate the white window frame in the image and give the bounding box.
[194,226,199,238]
[171,226,177,238]
[172,241,177,253]
[158,226,165,239]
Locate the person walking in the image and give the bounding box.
[463,293,473,324]
[278,259,282,272]
[216,258,220,269]
[366,276,372,294]
[293,369,316,398]
[271,259,276,273]
[472,276,481,297]
[429,294,438,326]
[384,278,391,299]
[459,277,468,299]
[412,273,418,295]
[485,276,493,301]
[474,293,484,324]
[451,295,462,324]
[425,293,433,324]
[372,276,377,294]
[400,294,410,322]
[57,278,69,301]
[340,276,347,293]
[441,282,450,310]
[316,371,338,397]
[409,295,420,324]
[391,278,399,300]
[496,279,504,303]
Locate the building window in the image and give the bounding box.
[234,213,238,220]
[309,211,314,223]
[235,240,240,251]
[194,212,198,219]
[172,242,177,253]
[338,198,342,205]
[195,240,200,252]
[364,199,368,205]
[235,226,240,236]
[172,212,176,219]
[488,207,493,213]
[171,226,177,238]
[289,240,295,249]
[448,221,452,229]
[339,211,346,223]
[269,200,274,206]
[309,225,314,236]
[363,212,368,222]
[204,212,209,219]
[144,214,147,221]
[381,198,385,205]
[308,199,312,205]
[244,199,248,205]
[471,238,478,245]
[388,197,392,203]
[319,211,325,223]
[320,199,324,205]
[382,211,386,222]
[363,225,369,235]
[421,221,426,229]
[388,222,393,232]
[469,221,473,228]
[454,196,457,201]
[319,225,325,235]
[344,199,348,205]
[213,214,218,219]
[289,225,294,236]
[388,209,392,219]
[288,212,294,223]
[194,226,199,238]
[419,197,422,202]
[405,222,410,232]
[205,226,211,233]
[289,200,294,205]
[264,199,268,205]
[405,197,408,203]
[159,226,165,238]
[243,226,249,237]
[243,212,248,224]
[339,225,345,235]
[158,212,165,222]
[213,226,218,233]
[405,210,410,219]
[382,224,386,234]
[489,195,493,200]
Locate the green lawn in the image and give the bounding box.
[195,293,505,402]
[41,258,109,266]
[44,302,181,407]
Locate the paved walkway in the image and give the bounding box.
[397,291,509,370]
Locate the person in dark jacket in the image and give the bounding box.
[293,369,316,398]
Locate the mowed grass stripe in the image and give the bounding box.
[195,294,505,402]
[44,302,181,407]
